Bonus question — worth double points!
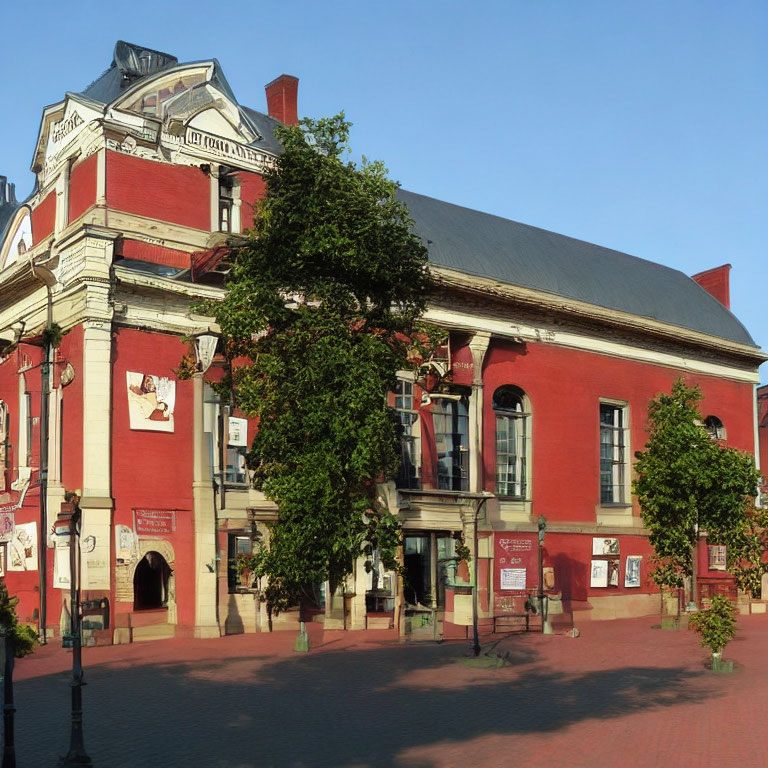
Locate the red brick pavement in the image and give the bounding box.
[8,614,768,767]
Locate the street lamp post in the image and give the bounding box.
[58,497,92,767]
[537,515,549,634]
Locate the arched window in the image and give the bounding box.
[704,415,725,441]
[493,386,529,499]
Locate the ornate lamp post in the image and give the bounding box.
[57,495,92,767]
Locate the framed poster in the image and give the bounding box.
[593,537,620,555]
[608,559,620,586]
[126,371,176,432]
[625,556,642,588]
[500,568,526,590]
[590,559,608,587]
[8,521,37,571]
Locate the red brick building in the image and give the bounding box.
[0,41,763,642]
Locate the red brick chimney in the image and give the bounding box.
[691,264,731,309]
[265,74,299,126]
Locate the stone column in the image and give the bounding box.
[468,332,491,493]
[193,371,220,637]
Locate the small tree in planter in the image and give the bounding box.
[688,594,737,670]
[0,582,38,657]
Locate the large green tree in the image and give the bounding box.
[633,379,765,599]
[209,114,430,613]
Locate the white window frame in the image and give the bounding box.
[493,385,530,500]
[599,400,629,506]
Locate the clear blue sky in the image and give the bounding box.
[1,1,766,380]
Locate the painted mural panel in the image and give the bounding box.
[126,371,176,431]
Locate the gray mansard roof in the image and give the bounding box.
[78,41,283,155]
[398,189,756,347]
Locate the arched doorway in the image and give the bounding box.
[133,551,172,610]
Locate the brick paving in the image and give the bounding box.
[7,614,768,767]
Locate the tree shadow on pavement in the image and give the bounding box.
[14,641,713,768]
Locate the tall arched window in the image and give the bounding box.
[493,386,529,498]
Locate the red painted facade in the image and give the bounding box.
[106,152,210,230]
[234,171,267,230]
[68,152,98,223]
[111,329,196,627]
[30,190,55,243]
[119,240,191,269]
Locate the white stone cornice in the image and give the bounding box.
[430,265,766,367]
[424,305,762,384]
[113,266,225,300]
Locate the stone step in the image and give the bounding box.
[132,623,176,642]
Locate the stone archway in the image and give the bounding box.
[133,551,171,610]
[129,539,177,620]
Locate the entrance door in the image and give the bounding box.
[404,533,458,608]
[133,551,171,610]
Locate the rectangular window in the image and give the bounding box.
[225,446,247,484]
[23,392,33,467]
[708,545,727,571]
[219,177,234,232]
[600,403,627,504]
[394,378,420,489]
[227,533,255,591]
[496,413,527,498]
[433,398,468,492]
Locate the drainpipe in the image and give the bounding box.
[30,260,57,646]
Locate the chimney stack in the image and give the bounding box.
[264,75,299,126]
[0,176,17,207]
[691,264,731,309]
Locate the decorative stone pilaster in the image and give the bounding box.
[192,371,220,637]
[468,332,491,493]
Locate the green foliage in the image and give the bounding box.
[41,322,63,349]
[633,379,762,591]
[0,582,38,657]
[207,113,429,613]
[688,594,737,654]
[453,531,471,564]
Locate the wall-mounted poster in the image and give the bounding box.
[608,559,620,587]
[625,556,642,588]
[0,544,5,577]
[8,521,37,571]
[0,511,14,542]
[592,537,620,556]
[126,371,176,432]
[228,417,248,447]
[115,525,136,562]
[134,509,176,535]
[590,559,608,587]
[500,568,526,590]
[53,541,71,589]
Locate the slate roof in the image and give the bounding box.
[0,202,18,246]
[398,189,756,346]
